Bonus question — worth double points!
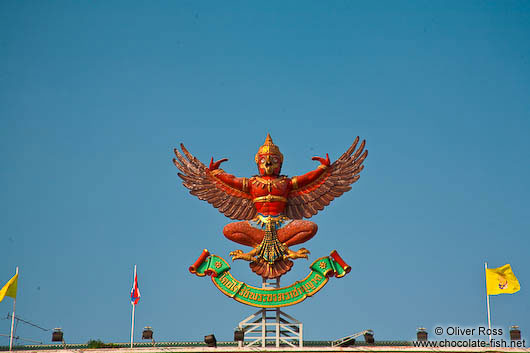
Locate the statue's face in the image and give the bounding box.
[257,154,282,176]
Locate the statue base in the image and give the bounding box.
[237,278,303,348]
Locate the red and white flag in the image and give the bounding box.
[130,270,140,305]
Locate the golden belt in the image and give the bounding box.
[252,195,288,203]
[252,214,291,230]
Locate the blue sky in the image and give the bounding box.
[1,0,529,346]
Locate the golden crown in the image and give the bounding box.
[255,133,283,163]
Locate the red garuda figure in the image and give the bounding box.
[173,134,367,279]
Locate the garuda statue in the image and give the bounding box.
[173,134,367,279]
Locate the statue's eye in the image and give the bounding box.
[273,157,278,163]
[260,158,266,164]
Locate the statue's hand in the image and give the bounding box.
[312,153,330,167]
[209,157,228,170]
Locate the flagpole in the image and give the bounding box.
[485,262,492,343]
[9,267,18,351]
[130,265,136,349]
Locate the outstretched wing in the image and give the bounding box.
[285,137,367,219]
[173,144,257,220]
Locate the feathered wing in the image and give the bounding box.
[173,144,257,220]
[286,137,368,219]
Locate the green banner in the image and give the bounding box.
[189,250,351,308]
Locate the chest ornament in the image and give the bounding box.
[251,176,287,193]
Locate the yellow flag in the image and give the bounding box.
[486,264,520,295]
[0,273,18,303]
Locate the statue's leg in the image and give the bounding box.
[277,220,318,247]
[223,221,264,248]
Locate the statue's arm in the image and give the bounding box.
[209,158,249,192]
[290,154,330,190]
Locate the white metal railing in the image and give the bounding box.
[331,329,373,347]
